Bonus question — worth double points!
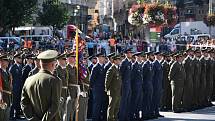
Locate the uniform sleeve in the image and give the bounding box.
[21,86,40,121]
[168,63,176,81]
[42,78,62,121]
[105,67,113,91]
[90,66,97,86]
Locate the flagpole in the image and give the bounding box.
[75,28,79,121]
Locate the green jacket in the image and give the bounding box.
[105,64,122,96]
[169,61,186,85]
[21,69,62,121]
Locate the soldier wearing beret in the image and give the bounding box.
[0,54,12,121]
[119,48,133,121]
[21,50,62,121]
[130,52,143,120]
[90,52,106,121]
[169,53,186,113]
[105,55,122,121]
[53,53,67,121]
[9,52,23,119]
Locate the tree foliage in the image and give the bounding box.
[37,1,69,29]
[0,0,37,35]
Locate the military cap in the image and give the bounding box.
[96,52,106,57]
[57,53,67,60]
[107,53,115,58]
[154,51,161,55]
[25,54,35,59]
[37,50,58,62]
[186,48,194,52]
[145,51,154,55]
[67,53,76,58]
[174,53,183,57]
[133,52,142,56]
[124,48,133,53]
[208,48,214,53]
[89,55,96,60]
[141,51,146,57]
[0,54,9,61]
[201,48,208,52]
[112,55,121,60]
[14,52,22,58]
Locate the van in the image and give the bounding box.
[0,37,22,50]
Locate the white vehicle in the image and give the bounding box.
[164,21,215,39]
[15,26,53,36]
[0,37,22,50]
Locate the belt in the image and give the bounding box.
[62,86,68,89]
[2,90,12,95]
[68,84,80,87]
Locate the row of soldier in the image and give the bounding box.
[0,47,214,121]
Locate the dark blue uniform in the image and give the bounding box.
[9,63,23,118]
[90,63,106,121]
[152,60,163,116]
[142,60,154,118]
[119,58,132,121]
[22,64,33,87]
[130,61,143,120]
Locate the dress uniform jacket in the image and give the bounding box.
[119,58,132,121]
[0,69,12,121]
[152,60,163,115]
[90,63,106,121]
[142,60,154,116]
[104,62,112,73]
[193,57,201,106]
[130,61,143,119]
[169,61,186,111]
[206,58,214,102]
[9,63,23,117]
[22,64,33,86]
[200,56,207,104]
[105,64,122,121]
[28,67,39,77]
[161,60,171,110]
[183,56,194,109]
[21,70,62,121]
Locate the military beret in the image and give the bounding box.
[124,48,133,53]
[96,52,106,57]
[112,55,121,60]
[133,52,142,56]
[37,50,58,62]
[57,53,67,60]
[107,53,115,58]
[0,54,10,61]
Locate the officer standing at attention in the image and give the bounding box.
[130,52,143,120]
[90,52,106,121]
[22,54,34,87]
[105,55,122,121]
[53,53,67,121]
[152,52,164,117]
[169,53,186,113]
[21,50,62,121]
[0,54,12,121]
[9,52,23,119]
[119,48,133,121]
[142,51,155,120]
[65,53,79,121]
[28,55,40,77]
[182,48,194,111]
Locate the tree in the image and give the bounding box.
[0,0,37,35]
[37,1,69,30]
